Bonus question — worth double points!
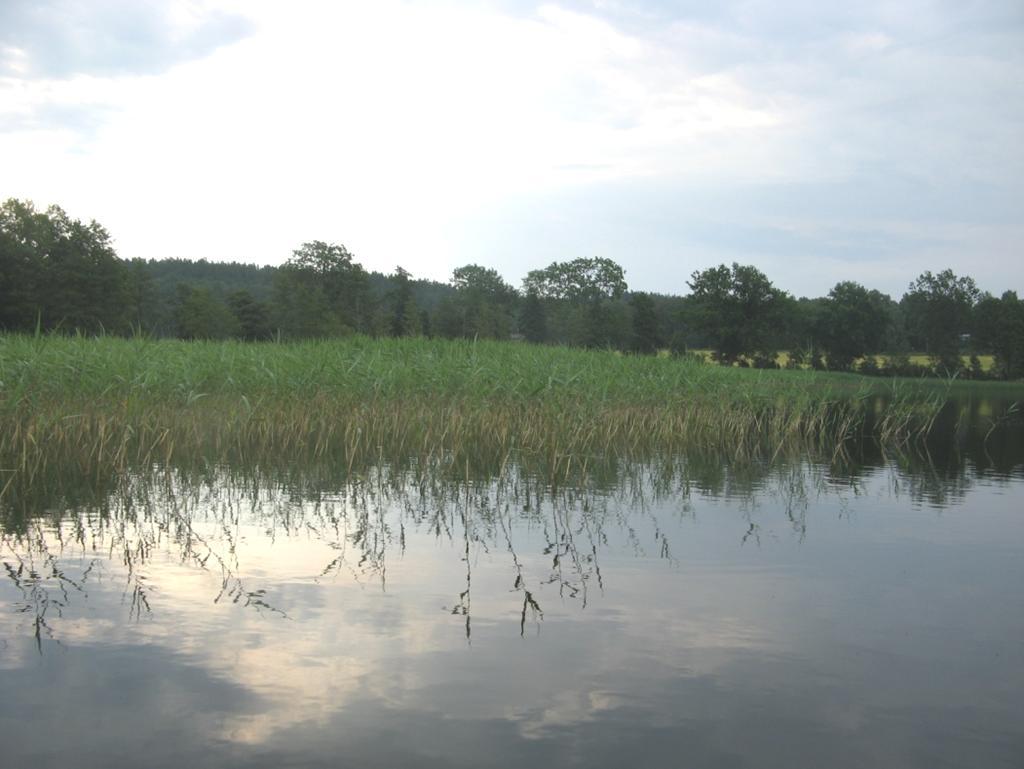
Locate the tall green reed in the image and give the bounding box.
[0,334,952,500]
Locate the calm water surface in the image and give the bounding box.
[2,406,1023,768]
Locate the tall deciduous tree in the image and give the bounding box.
[686,263,787,364]
[442,264,518,339]
[0,198,128,333]
[273,241,370,337]
[522,257,627,302]
[817,281,892,370]
[0,198,46,330]
[521,257,627,347]
[902,269,979,372]
[974,291,1024,379]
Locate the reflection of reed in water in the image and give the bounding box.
[6,436,1015,652]
[4,385,1021,528]
[3,532,86,652]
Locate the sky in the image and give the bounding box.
[1,0,1021,299]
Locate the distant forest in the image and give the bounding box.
[2,198,1022,379]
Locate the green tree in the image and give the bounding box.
[519,289,548,343]
[433,296,462,339]
[443,264,518,339]
[389,266,421,337]
[522,257,627,347]
[686,263,787,364]
[0,198,128,333]
[779,296,826,357]
[581,300,629,349]
[522,257,627,302]
[48,210,129,332]
[902,269,980,373]
[0,198,47,330]
[451,264,514,297]
[629,292,662,354]
[124,258,159,335]
[272,241,370,338]
[817,281,892,371]
[228,290,272,341]
[272,271,336,338]
[173,285,240,340]
[974,291,1024,379]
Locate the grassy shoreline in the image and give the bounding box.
[2,334,1019,493]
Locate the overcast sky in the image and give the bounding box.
[1,0,1021,298]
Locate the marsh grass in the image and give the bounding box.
[0,333,990,499]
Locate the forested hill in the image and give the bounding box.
[3,197,1023,380]
[145,259,278,302]
[134,256,456,338]
[144,258,455,310]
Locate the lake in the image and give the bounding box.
[2,400,1022,768]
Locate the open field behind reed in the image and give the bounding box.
[2,334,1020,497]
[688,349,998,371]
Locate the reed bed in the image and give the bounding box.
[0,334,951,498]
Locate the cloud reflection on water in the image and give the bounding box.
[1,455,1022,768]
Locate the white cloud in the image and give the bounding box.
[0,0,1021,294]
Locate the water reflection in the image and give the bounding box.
[3,438,1023,645]
[1,406,1023,768]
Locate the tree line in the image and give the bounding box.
[2,198,1022,379]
